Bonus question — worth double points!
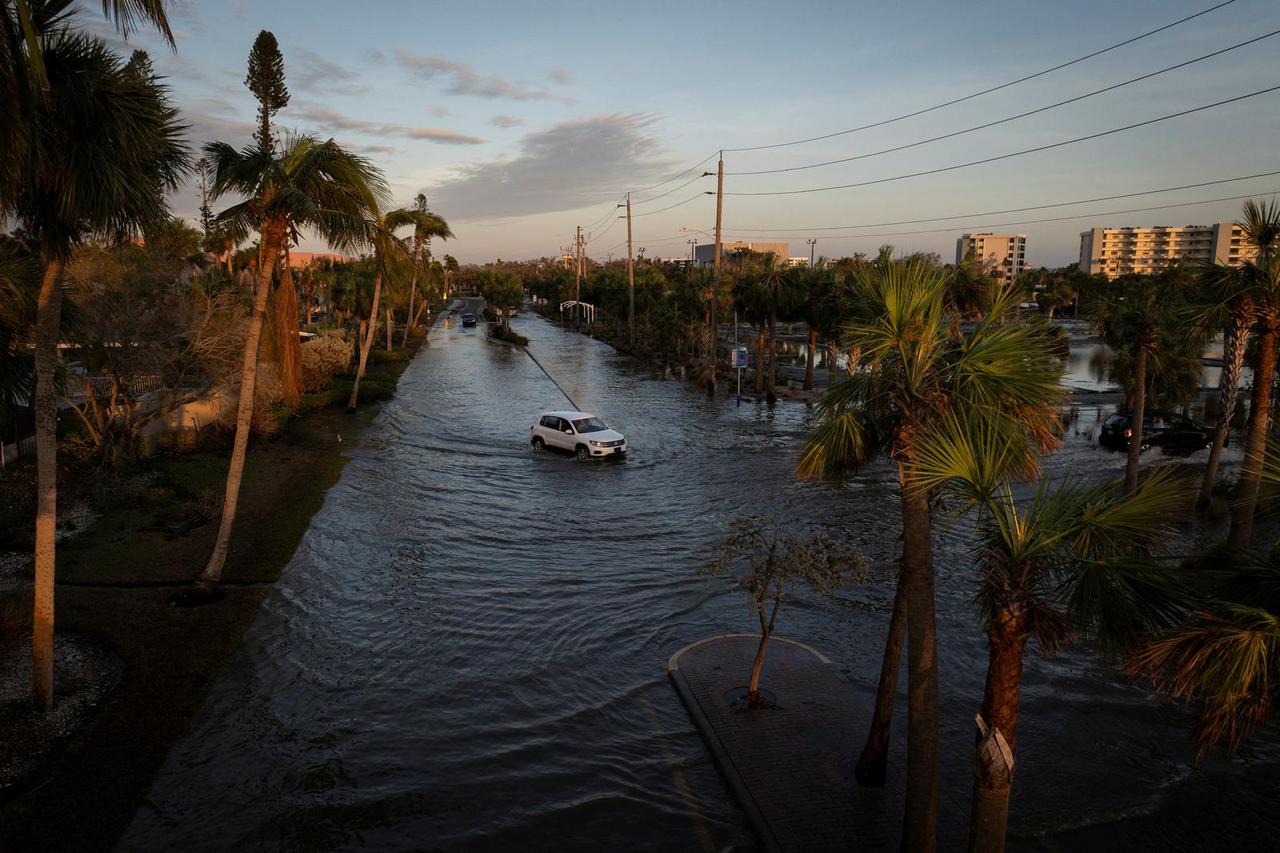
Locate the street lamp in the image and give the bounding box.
[807,238,817,268]
[686,238,696,263]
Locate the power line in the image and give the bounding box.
[586,213,623,244]
[724,84,1280,197]
[583,199,623,233]
[723,0,1239,153]
[631,150,720,194]
[725,171,1280,232]
[720,188,1279,241]
[726,30,1280,177]
[632,172,711,204]
[632,192,712,217]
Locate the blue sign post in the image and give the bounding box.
[730,346,748,406]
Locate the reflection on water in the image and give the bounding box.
[119,313,1277,851]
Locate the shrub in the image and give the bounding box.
[489,325,528,346]
[301,332,354,392]
[369,347,411,364]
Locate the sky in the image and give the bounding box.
[81,0,1280,267]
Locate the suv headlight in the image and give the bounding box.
[589,440,606,447]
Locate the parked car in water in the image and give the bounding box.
[460,312,477,327]
[1098,411,1217,453]
[530,411,627,460]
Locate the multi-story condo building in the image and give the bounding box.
[1079,222,1258,279]
[956,233,1028,285]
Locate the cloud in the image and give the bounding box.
[288,104,484,145]
[392,51,572,103]
[353,143,398,155]
[363,48,386,65]
[548,68,574,85]
[429,113,676,220]
[489,114,524,128]
[292,48,371,96]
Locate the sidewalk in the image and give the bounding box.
[668,634,904,852]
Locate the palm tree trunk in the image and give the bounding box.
[968,609,1028,853]
[347,273,383,412]
[402,275,416,348]
[827,340,839,384]
[804,327,817,390]
[1229,317,1277,550]
[275,259,301,407]
[31,258,66,710]
[412,297,429,339]
[385,307,392,352]
[1201,311,1251,505]
[755,324,766,394]
[1124,344,1150,494]
[767,313,778,399]
[855,579,907,785]
[198,234,282,590]
[900,465,939,853]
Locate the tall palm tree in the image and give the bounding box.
[197,134,386,592]
[797,263,834,390]
[1197,263,1254,505]
[1093,267,1198,494]
[797,259,1064,851]
[1228,199,1280,550]
[400,192,448,347]
[911,417,1188,852]
[731,270,770,395]
[345,204,450,411]
[2,29,187,709]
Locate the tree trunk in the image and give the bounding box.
[1124,344,1149,494]
[900,466,939,853]
[198,233,282,590]
[827,340,839,384]
[412,296,429,339]
[402,272,417,348]
[856,578,907,785]
[767,313,778,399]
[275,259,301,408]
[968,609,1028,853]
[755,324,766,394]
[1229,317,1277,550]
[1201,309,1251,505]
[347,273,383,412]
[31,258,66,710]
[747,627,770,704]
[804,327,817,390]
[304,272,315,329]
[385,307,393,352]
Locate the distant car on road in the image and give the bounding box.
[1099,411,1217,454]
[530,410,627,460]
[460,312,477,327]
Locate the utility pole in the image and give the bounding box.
[687,238,696,263]
[626,193,635,348]
[574,226,582,325]
[710,151,724,397]
[807,238,817,268]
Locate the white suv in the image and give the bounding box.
[530,411,628,460]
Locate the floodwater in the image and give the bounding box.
[119,310,1279,851]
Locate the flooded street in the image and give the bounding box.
[120,313,1278,851]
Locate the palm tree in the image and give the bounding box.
[1198,264,1254,506]
[346,203,450,411]
[1093,267,1198,493]
[731,270,770,395]
[1227,200,1280,550]
[400,193,448,347]
[911,417,1188,852]
[796,263,835,390]
[197,134,386,592]
[2,29,187,710]
[797,259,1064,851]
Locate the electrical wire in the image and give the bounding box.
[724,84,1280,197]
[726,30,1280,177]
[719,188,1280,241]
[632,172,711,205]
[631,192,712,217]
[630,150,720,194]
[725,171,1280,232]
[723,0,1239,153]
[586,214,623,244]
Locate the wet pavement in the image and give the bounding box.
[118,311,1278,851]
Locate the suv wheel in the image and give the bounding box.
[532,436,544,451]
[576,445,589,460]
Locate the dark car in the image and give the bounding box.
[460,312,477,327]
[1098,411,1217,454]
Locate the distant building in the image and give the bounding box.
[786,257,811,268]
[287,251,351,268]
[694,241,789,267]
[956,233,1027,285]
[660,257,695,269]
[1079,222,1258,279]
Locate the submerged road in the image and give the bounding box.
[120,312,1278,851]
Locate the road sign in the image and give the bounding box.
[730,346,748,369]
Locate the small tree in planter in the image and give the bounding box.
[703,516,865,708]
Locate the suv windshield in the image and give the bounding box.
[572,417,608,433]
